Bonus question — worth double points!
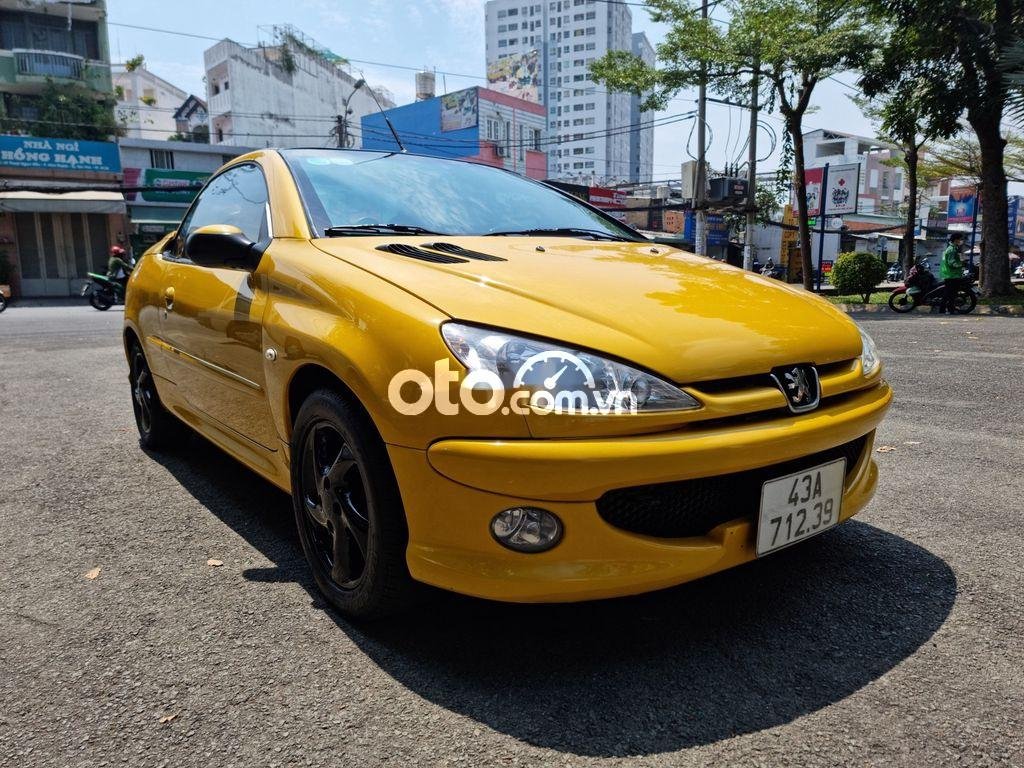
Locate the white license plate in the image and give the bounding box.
[756,458,846,556]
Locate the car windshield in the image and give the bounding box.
[280,149,641,241]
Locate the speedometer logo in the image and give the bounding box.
[512,350,596,390]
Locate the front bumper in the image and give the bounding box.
[388,380,892,602]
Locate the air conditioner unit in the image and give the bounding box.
[496,145,509,158]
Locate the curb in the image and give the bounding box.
[835,303,1024,316]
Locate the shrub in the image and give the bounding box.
[830,251,887,303]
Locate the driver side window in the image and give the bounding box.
[171,163,269,261]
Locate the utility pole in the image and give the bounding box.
[335,114,347,148]
[815,162,830,292]
[742,56,759,271]
[694,0,708,257]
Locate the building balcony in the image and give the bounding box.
[208,90,232,118]
[0,49,112,94]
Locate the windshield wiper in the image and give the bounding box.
[487,227,635,242]
[324,224,443,237]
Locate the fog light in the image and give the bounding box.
[490,507,562,553]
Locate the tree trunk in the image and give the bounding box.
[972,118,1015,296]
[903,145,918,274]
[789,116,814,290]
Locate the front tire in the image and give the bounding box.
[290,389,418,619]
[888,291,916,313]
[129,342,189,451]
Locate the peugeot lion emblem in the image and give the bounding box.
[770,364,821,414]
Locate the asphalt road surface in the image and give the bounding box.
[2,305,1022,767]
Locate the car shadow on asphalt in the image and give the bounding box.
[152,437,957,758]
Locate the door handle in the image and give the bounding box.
[164,287,175,311]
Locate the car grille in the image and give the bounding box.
[595,435,868,538]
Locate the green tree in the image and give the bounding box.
[591,0,872,289]
[858,0,1020,297]
[853,81,959,272]
[124,54,145,72]
[918,130,1024,183]
[1,79,121,141]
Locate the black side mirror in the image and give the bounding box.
[185,224,257,269]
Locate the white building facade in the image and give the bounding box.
[203,28,394,149]
[113,64,187,141]
[484,0,639,184]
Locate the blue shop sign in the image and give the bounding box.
[0,134,121,173]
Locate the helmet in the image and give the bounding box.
[110,245,126,257]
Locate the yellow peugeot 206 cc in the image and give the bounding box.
[124,149,891,618]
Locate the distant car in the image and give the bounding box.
[123,148,892,618]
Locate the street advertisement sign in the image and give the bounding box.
[0,134,121,173]
[683,211,728,246]
[138,168,208,203]
[440,88,478,132]
[947,186,978,224]
[805,163,860,216]
[486,49,541,103]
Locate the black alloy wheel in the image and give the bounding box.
[298,422,371,590]
[290,389,418,618]
[128,342,188,451]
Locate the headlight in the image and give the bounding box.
[858,326,881,375]
[441,322,700,415]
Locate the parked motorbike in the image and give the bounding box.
[1013,263,1024,280]
[760,258,784,280]
[886,263,903,282]
[0,291,7,313]
[81,271,128,311]
[888,259,977,314]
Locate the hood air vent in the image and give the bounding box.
[421,242,507,262]
[376,243,468,264]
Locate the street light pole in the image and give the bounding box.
[337,78,368,149]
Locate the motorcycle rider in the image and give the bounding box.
[106,246,131,291]
[940,233,966,314]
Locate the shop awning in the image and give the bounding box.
[0,190,126,214]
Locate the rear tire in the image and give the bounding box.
[90,289,113,311]
[129,342,189,451]
[290,388,419,619]
[888,291,915,313]
[953,289,977,314]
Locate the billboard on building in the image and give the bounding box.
[440,88,479,132]
[1008,196,1024,247]
[486,49,541,103]
[948,186,978,225]
[804,163,859,216]
[0,135,121,173]
[589,186,628,222]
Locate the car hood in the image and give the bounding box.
[311,236,863,384]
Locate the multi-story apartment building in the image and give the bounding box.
[802,129,907,215]
[629,32,655,184]
[203,25,393,149]
[0,0,112,118]
[113,63,187,141]
[484,0,647,184]
[0,0,125,299]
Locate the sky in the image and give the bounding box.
[105,0,878,181]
